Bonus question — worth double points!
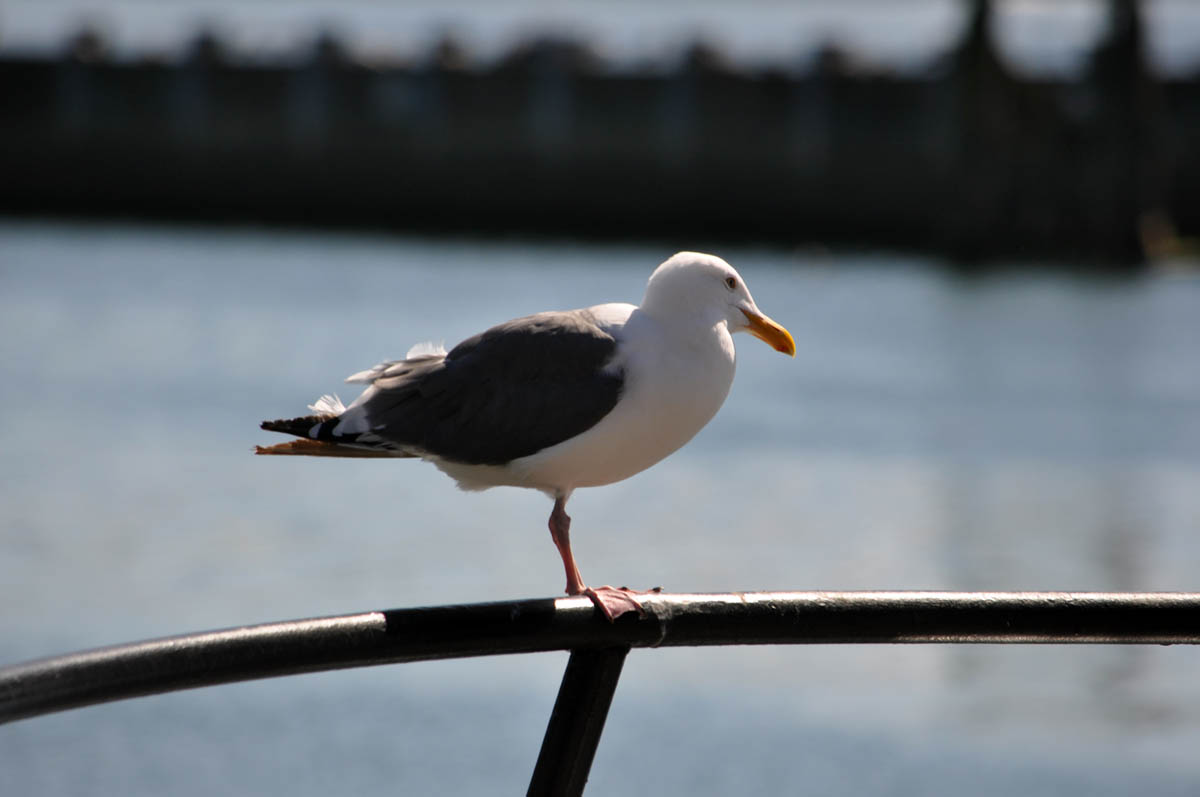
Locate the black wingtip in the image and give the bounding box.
[260,415,327,436]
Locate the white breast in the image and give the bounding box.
[508,307,737,492]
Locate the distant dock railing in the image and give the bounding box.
[3,591,1199,795]
[2,0,1195,262]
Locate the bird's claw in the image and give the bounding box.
[584,585,648,622]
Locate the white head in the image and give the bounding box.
[641,252,795,355]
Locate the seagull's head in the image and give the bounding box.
[642,252,796,356]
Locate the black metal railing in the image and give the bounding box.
[3,591,1199,796]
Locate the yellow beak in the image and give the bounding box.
[740,307,796,356]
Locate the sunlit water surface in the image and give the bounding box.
[2,220,1199,795]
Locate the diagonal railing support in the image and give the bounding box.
[528,647,630,797]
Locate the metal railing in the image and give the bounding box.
[3,591,1199,796]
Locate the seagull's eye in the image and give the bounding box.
[724,276,737,291]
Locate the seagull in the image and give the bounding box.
[257,251,795,620]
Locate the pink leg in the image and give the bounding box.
[548,495,586,596]
[547,495,645,622]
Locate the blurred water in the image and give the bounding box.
[1,219,1199,795]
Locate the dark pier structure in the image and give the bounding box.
[2,0,1196,263]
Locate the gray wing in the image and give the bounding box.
[353,309,624,466]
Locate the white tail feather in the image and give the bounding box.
[406,340,446,359]
[308,394,346,416]
[345,341,448,384]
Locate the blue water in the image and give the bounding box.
[2,219,1200,795]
